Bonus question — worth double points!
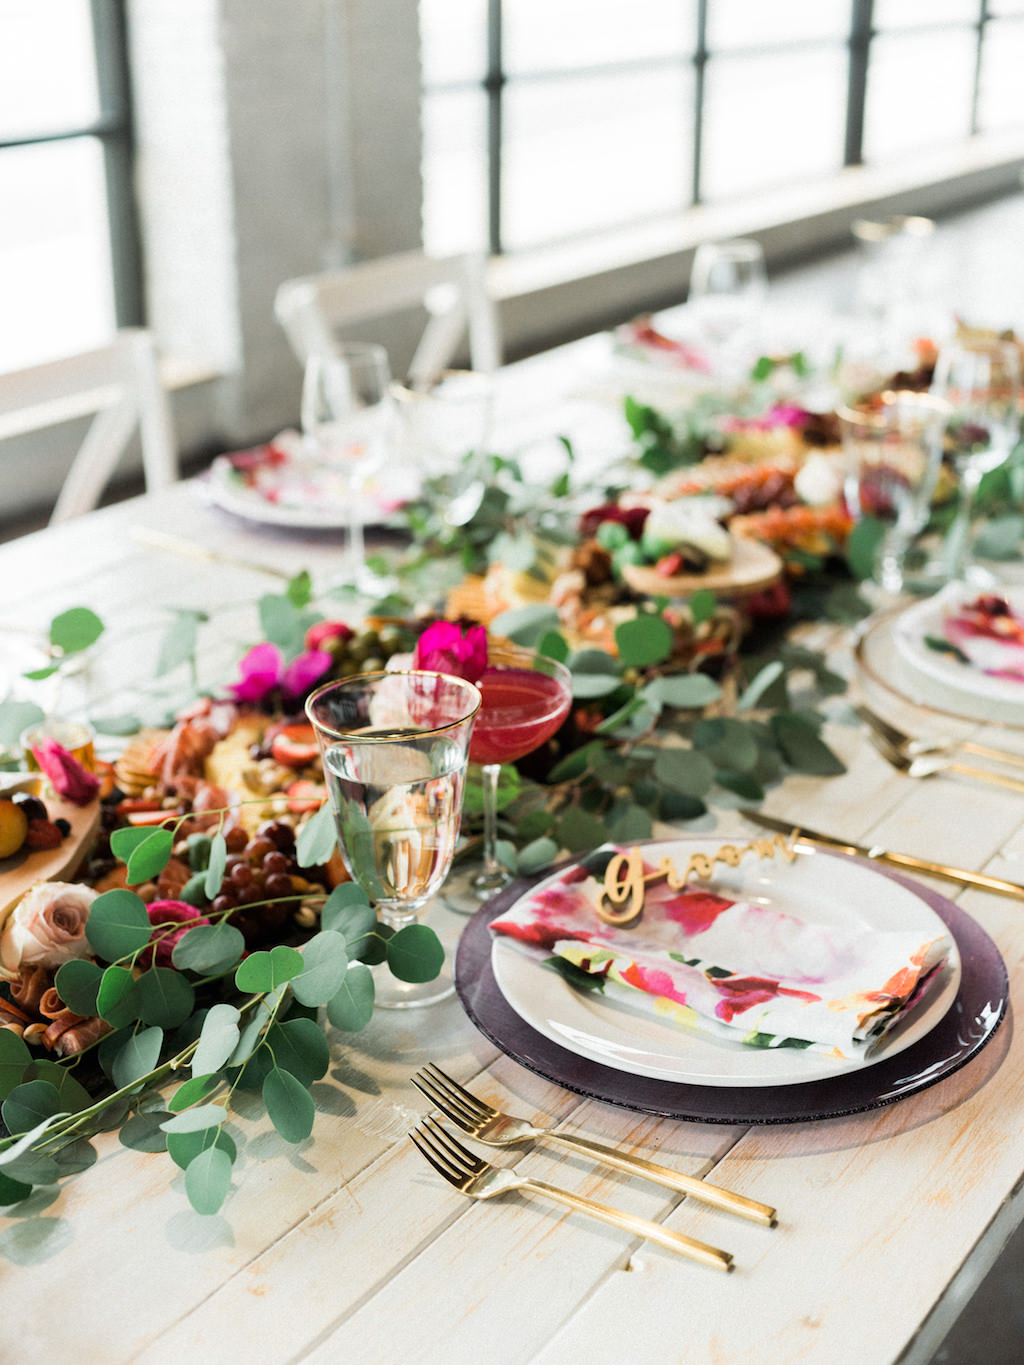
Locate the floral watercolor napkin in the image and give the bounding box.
[490,848,953,1060]
[939,593,1024,683]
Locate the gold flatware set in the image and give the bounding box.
[409,1063,776,1271]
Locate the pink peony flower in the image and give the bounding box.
[227,642,332,704]
[142,900,210,969]
[413,621,488,683]
[30,738,100,806]
[0,882,97,976]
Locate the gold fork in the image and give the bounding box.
[412,1063,775,1226]
[855,702,1024,769]
[868,730,1024,794]
[409,1116,734,1271]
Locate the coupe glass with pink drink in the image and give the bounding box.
[470,647,573,896]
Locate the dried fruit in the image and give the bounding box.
[0,799,29,858]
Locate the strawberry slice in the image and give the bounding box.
[286,779,327,814]
[270,723,320,768]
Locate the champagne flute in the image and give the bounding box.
[837,390,948,595]
[301,343,395,598]
[469,648,573,898]
[306,671,481,1008]
[930,336,1022,584]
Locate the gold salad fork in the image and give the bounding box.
[855,703,1024,769]
[412,1063,775,1226]
[868,730,1024,794]
[409,1116,734,1271]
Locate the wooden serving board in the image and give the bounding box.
[622,535,783,600]
[0,795,102,921]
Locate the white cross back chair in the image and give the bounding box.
[0,328,177,524]
[274,250,501,386]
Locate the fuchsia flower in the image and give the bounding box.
[227,642,332,705]
[143,900,210,969]
[413,621,488,683]
[30,739,100,807]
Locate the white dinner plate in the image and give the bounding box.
[892,583,1024,717]
[202,436,418,531]
[489,837,961,1088]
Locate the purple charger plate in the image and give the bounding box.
[454,851,1009,1125]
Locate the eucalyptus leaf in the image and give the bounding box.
[556,807,608,854]
[688,588,717,625]
[488,603,560,646]
[190,1005,242,1078]
[53,1137,98,1176]
[715,770,766,802]
[185,1144,233,1215]
[119,1109,171,1153]
[325,962,375,1031]
[112,1026,164,1091]
[96,965,141,1027]
[204,831,228,899]
[259,593,305,655]
[0,1030,32,1101]
[125,828,176,886]
[234,944,305,994]
[287,569,313,607]
[845,516,887,581]
[292,932,350,1007]
[133,967,196,1029]
[548,741,602,783]
[172,922,245,976]
[692,717,759,772]
[770,714,847,776]
[0,1170,33,1206]
[49,606,104,655]
[160,1103,229,1135]
[24,1062,92,1115]
[614,614,674,667]
[157,609,205,675]
[516,836,560,876]
[385,924,445,983]
[738,661,785,710]
[266,1018,330,1086]
[54,958,105,1016]
[606,803,653,841]
[642,673,722,709]
[571,672,623,700]
[170,1072,223,1113]
[166,1125,237,1171]
[263,1067,315,1144]
[537,630,569,662]
[658,791,707,822]
[91,713,143,737]
[0,1109,70,1169]
[1,1080,65,1136]
[296,802,338,868]
[109,826,161,863]
[653,747,715,796]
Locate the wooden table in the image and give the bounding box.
[2,337,1024,1365]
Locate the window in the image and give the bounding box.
[0,0,138,372]
[420,0,1023,260]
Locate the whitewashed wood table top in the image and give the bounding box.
[2,347,1024,1365]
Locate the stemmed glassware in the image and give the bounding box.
[469,647,573,898]
[837,390,949,595]
[306,670,481,1008]
[301,342,395,597]
[687,238,767,374]
[929,336,1022,584]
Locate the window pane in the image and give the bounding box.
[421,89,489,256]
[505,0,696,74]
[0,0,100,138]
[990,0,1024,14]
[707,0,849,49]
[977,18,1024,132]
[420,0,488,86]
[863,30,976,162]
[702,50,846,201]
[502,68,693,251]
[0,140,115,372]
[874,0,979,28]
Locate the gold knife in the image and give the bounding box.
[740,808,1024,901]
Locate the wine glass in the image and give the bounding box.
[301,342,395,598]
[837,390,949,595]
[306,670,481,1008]
[929,336,1022,584]
[390,369,495,479]
[469,647,573,898]
[687,238,767,373]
